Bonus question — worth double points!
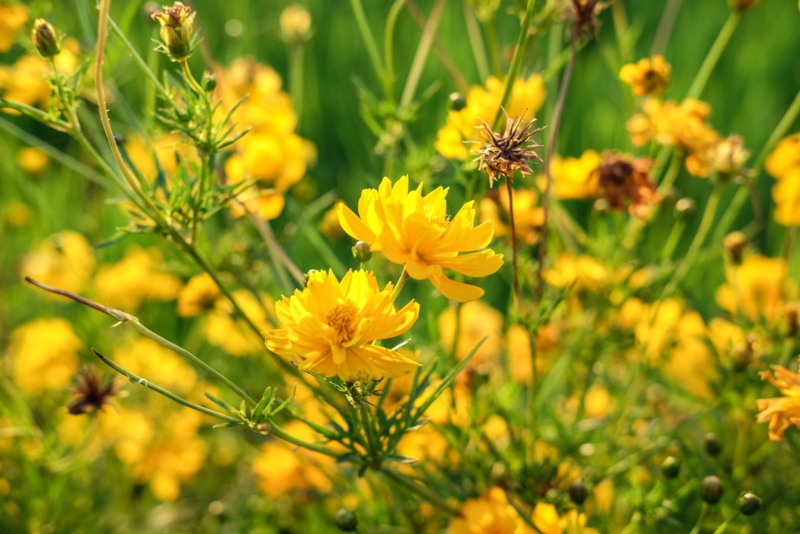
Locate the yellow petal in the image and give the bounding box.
[430,271,485,302]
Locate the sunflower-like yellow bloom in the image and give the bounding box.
[265,269,420,381]
[757,366,800,440]
[338,176,504,302]
[619,55,671,96]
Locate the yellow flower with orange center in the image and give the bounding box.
[338,176,504,302]
[265,269,420,381]
[619,55,671,96]
[757,366,800,440]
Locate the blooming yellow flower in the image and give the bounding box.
[545,149,602,199]
[533,502,598,534]
[20,230,96,294]
[757,366,800,440]
[772,170,800,226]
[265,269,420,381]
[619,55,671,96]
[716,254,796,325]
[765,132,800,179]
[436,75,546,160]
[8,318,81,395]
[0,1,28,53]
[438,300,503,372]
[177,273,220,317]
[449,487,532,534]
[16,146,49,174]
[93,247,182,311]
[338,176,504,302]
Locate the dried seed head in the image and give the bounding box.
[151,2,196,61]
[32,19,60,58]
[473,111,544,187]
[569,0,611,40]
[594,152,657,218]
[68,365,117,415]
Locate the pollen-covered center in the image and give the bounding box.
[326,298,359,341]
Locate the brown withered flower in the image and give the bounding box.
[593,152,657,218]
[569,0,611,40]
[68,365,117,415]
[474,112,544,187]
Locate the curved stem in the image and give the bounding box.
[389,267,410,304]
[687,12,741,99]
[270,424,342,458]
[651,0,682,56]
[350,0,387,92]
[399,0,446,110]
[689,503,711,534]
[380,467,460,515]
[505,176,521,311]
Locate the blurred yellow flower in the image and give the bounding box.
[438,300,503,373]
[3,200,32,227]
[757,366,800,440]
[480,187,544,246]
[765,132,800,179]
[265,269,420,381]
[546,150,602,199]
[619,55,671,96]
[507,323,557,383]
[0,2,27,53]
[177,273,220,317]
[0,40,81,110]
[319,200,345,239]
[436,75,546,160]
[338,176,504,302]
[205,289,272,356]
[533,502,599,534]
[93,247,182,311]
[544,253,622,294]
[449,487,532,534]
[16,146,48,174]
[20,230,95,294]
[8,318,81,395]
[772,169,800,226]
[114,337,197,394]
[716,255,795,325]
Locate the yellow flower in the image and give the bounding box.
[766,132,800,179]
[619,55,671,96]
[479,187,544,246]
[533,502,599,534]
[93,247,182,311]
[20,230,95,294]
[205,289,272,356]
[16,146,48,174]
[716,255,795,325]
[757,366,800,440]
[8,318,81,395]
[449,487,532,534]
[438,300,503,373]
[338,176,504,302]
[436,75,546,160]
[772,170,800,226]
[177,273,220,317]
[265,269,420,381]
[0,1,28,53]
[546,150,602,199]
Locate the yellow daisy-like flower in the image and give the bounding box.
[546,149,602,200]
[338,176,504,302]
[766,132,800,179]
[757,366,800,441]
[265,269,420,381]
[619,55,671,96]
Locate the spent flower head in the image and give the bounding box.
[593,152,657,218]
[151,2,195,61]
[68,365,117,415]
[474,112,544,187]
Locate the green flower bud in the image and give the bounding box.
[202,73,216,92]
[448,92,467,111]
[704,433,721,457]
[661,456,680,479]
[32,19,60,58]
[675,198,696,219]
[151,2,196,61]
[352,241,372,263]
[700,476,724,505]
[334,509,358,532]
[568,480,588,505]
[737,492,761,516]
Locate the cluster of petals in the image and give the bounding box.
[265,269,419,381]
[757,365,800,441]
[619,55,671,96]
[338,176,504,302]
[766,133,800,226]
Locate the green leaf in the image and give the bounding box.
[204,392,233,411]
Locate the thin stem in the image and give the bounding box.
[689,503,711,534]
[384,0,406,102]
[288,43,304,123]
[270,424,342,458]
[536,38,577,309]
[687,12,741,100]
[482,16,503,78]
[389,267,410,304]
[93,349,240,423]
[25,277,257,408]
[349,0,387,89]
[180,59,205,97]
[109,17,171,100]
[662,183,723,296]
[463,1,490,81]
[380,468,460,515]
[238,200,305,287]
[660,219,687,262]
[505,176,521,311]
[399,0,446,110]
[651,0,682,56]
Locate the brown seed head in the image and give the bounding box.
[593,152,657,218]
[474,111,544,187]
[68,365,117,415]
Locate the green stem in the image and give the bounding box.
[399,0,446,110]
[288,43,304,123]
[350,0,388,92]
[712,512,741,534]
[380,468,460,515]
[463,0,490,81]
[660,219,687,262]
[389,267,410,304]
[492,0,537,129]
[109,17,171,100]
[384,0,406,102]
[482,16,503,78]
[662,183,723,296]
[780,335,797,367]
[269,424,342,458]
[93,349,240,423]
[689,503,711,534]
[687,12,741,99]
[505,176,521,312]
[180,59,206,97]
[651,0,682,56]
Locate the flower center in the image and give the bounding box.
[326,299,358,341]
[424,205,448,227]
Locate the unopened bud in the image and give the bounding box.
[661,456,680,479]
[280,4,312,45]
[334,509,358,532]
[352,241,372,263]
[202,73,216,92]
[32,19,60,58]
[704,433,721,457]
[448,92,467,111]
[729,0,758,11]
[593,198,609,215]
[700,476,724,505]
[568,480,588,505]
[737,492,761,516]
[786,302,799,338]
[151,2,196,61]
[675,198,696,219]
[723,231,746,265]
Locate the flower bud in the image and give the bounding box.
[675,198,696,219]
[202,73,216,92]
[352,241,372,263]
[151,2,196,61]
[334,509,358,532]
[723,231,747,265]
[32,19,60,58]
[704,433,721,457]
[448,92,467,111]
[593,198,610,215]
[700,476,724,505]
[737,492,761,516]
[661,456,680,479]
[568,480,588,505]
[786,302,799,338]
[280,4,312,45]
[729,0,758,11]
